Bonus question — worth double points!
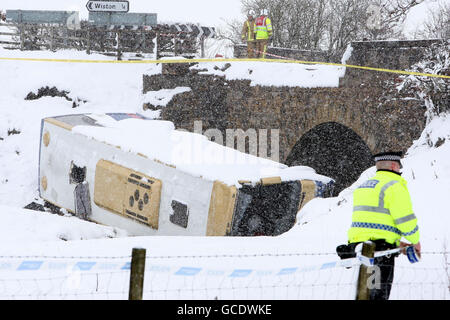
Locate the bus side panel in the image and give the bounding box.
[206,181,237,236]
[39,118,215,236]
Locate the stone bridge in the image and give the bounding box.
[143,40,441,193]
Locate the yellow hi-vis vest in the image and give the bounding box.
[348,170,420,246]
[254,16,272,40]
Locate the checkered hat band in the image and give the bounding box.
[374,155,401,162]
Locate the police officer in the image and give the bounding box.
[348,151,421,300]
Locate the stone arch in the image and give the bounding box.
[285,122,374,195]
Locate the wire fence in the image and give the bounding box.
[0,251,448,300]
[0,21,206,59]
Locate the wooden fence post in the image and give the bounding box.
[63,25,68,49]
[128,247,146,300]
[155,31,160,60]
[356,241,376,300]
[19,24,24,51]
[86,27,91,55]
[117,30,122,61]
[50,26,54,52]
[140,30,146,53]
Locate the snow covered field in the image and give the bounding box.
[0,44,449,300]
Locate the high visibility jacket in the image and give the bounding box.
[241,20,256,42]
[254,16,272,40]
[348,170,420,246]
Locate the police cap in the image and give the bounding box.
[373,151,403,163]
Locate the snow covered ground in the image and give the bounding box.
[0,45,449,300]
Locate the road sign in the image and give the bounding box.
[166,24,216,38]
[86,1,129,13]
[6,10,80,29]
[196,25,204,38]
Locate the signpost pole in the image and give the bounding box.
[201,35,205,58]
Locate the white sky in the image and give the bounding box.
[0,0,245,26]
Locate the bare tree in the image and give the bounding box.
[398,40,450,120]
[364,0,425,39]
[233,0,424,61]
[324,0,424,58]
[324,0,368,60]
[215,18,244,45]
[287,0,328,50]
[419,1,450,39]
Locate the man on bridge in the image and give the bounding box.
[241,10,256,58]
[254,9,273,59]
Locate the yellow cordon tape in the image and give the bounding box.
[0,56,449,79]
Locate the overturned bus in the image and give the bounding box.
[38,113,334,236]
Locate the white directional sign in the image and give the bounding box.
[196,25,204,38]
[86,1,129,13]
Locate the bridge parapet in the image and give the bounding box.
[341,39,443,87]
[233,44,329,62]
